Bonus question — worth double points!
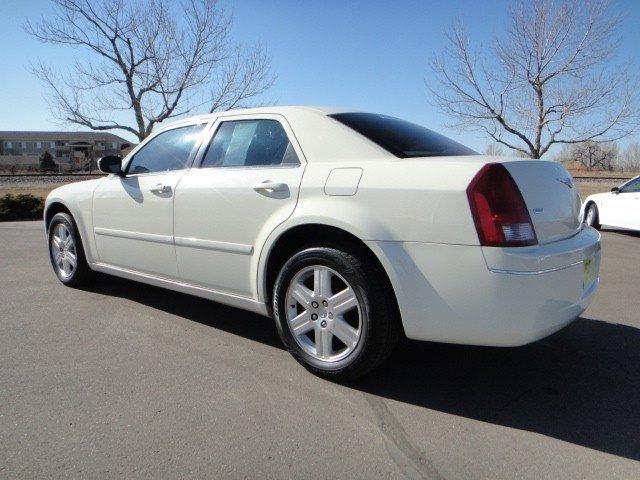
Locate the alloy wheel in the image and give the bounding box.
[284,265,363,362]
[51,223,77,279]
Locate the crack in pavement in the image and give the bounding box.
[363,393,446,480]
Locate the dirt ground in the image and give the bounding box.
[0,185,66,197]
[577,182,619,199]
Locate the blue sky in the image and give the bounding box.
[1,0,639,152]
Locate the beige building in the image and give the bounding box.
[0,131,132,170]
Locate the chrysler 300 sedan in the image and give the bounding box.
[45,107,601,379]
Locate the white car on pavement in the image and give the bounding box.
[44,107,601,379]
[582,175,640,232]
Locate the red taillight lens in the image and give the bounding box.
[466,163,537,247]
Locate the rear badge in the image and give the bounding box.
[556,177,574,189]
[533,207,544,214]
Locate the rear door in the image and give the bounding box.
[92,122,207,277]
[173,114,305,298]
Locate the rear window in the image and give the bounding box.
[329,112,477,158]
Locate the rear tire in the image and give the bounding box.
[48,212,94,287]
[273,245,400,380]
[584,203,600,230]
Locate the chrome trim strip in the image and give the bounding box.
[174,236,253,255]
[489,260,584,275]
[90,262,269,316]
[94,227,173,245]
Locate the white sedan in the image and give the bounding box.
[45,107,601,379]
[582,175,640,232]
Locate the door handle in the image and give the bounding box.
[252,180,287,193]
[149,183,172,194]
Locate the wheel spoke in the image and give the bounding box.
[62,257,71,275]
[53,250,62,265]
[289,311,314,335]
[291,283,314,307]
[330,288,358,315]
[314,268,332,297]
[330,317,359,348]
[315,327,332,359]
[58,226,67,241]
[66,251,77,268]
[52,236,62,249]
[63,235,73,248]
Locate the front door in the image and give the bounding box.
[92,123,207,277]
[173,115,305,297]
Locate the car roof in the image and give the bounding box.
[163,106,351,127]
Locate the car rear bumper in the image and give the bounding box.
[366,227,601,347]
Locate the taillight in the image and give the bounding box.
[466,163,537,247]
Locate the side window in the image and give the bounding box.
[620,177,640,193]
[200,119,299,168]
[127,124,205,174]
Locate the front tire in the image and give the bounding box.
[273,246,400,380]
[584,203,600,230]
[48,212,94,287]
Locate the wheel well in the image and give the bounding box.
[44,202,71,230]
[264,224,400,315]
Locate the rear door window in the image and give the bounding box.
[200,119,299,168]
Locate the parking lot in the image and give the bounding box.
[1,221,639,479]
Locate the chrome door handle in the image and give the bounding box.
[149,183,172,194]
[252,180,287,192]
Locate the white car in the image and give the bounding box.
[45,107,601,379]
[582,175,640,232]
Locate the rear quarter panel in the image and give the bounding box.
[256,157,484,301]
[292,158,483,243]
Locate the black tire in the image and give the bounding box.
[585,203,601,230]
[47,212,94,287]
[273,245,401,380]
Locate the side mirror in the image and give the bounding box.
[611,186,621,194]
[98,155,123,175]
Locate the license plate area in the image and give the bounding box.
[583,256,595,290]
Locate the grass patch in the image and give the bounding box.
[0,194,45,221]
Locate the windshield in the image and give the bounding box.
[329,112,478,158]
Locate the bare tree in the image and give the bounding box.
[562,141,619,170]
[429,0,639,158]
[620,142,640,172]
[484,142,505,156]
[26,0,275,141]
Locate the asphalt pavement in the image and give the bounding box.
[1,221,639,479]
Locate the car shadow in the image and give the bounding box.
[353,318,640,462]
[84,274,640,461]
[84,273,284,350]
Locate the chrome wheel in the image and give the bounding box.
[50,223,77,279]
[285,265,363,363]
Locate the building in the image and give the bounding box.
[0,131,132,171]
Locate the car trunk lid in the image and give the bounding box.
[500,159,581,244]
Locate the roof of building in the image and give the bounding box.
[0,131,130,143]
